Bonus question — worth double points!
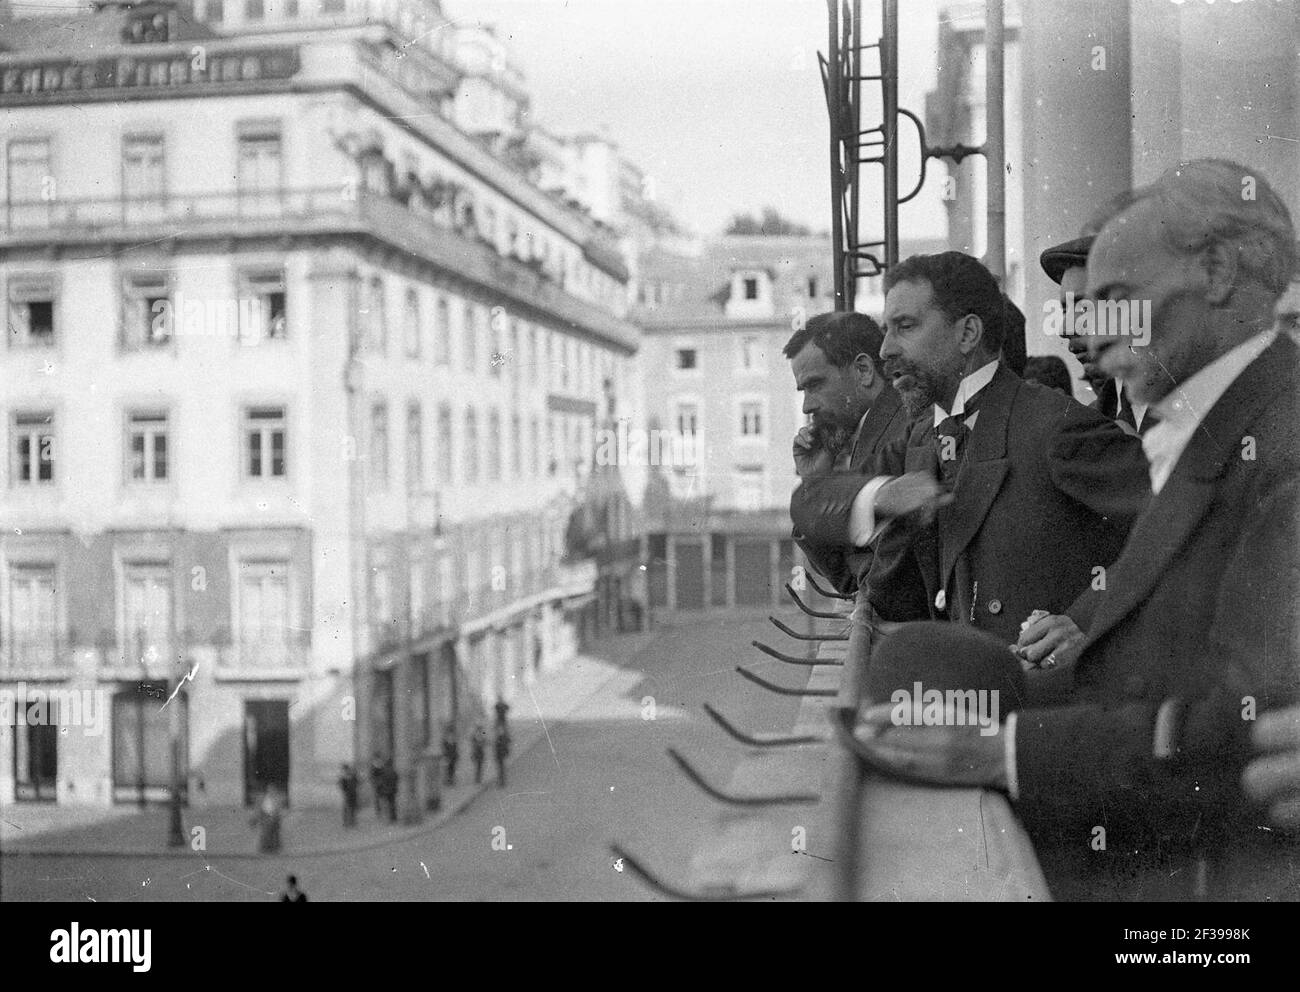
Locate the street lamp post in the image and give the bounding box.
[167,622,186,848]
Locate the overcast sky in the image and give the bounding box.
[451,0,948,238]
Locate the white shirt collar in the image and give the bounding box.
[933,359,1000,428]
[1141,329,1277,494]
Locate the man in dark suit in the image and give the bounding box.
[792,252,1150,655]
[1041,234,1154,436]
[786,311,910,596]
[849,159,1300,900]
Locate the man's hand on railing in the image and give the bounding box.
[852,703,1008,790]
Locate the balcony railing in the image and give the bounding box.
[370,566,571,654]
[111,631,176,671]
[2,189,352,233]
[0,187,639,351]
[1,632,68,672]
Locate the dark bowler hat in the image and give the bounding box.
[865,621,1027,714]
[1039,235,1094,285]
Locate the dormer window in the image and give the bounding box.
[121,4,175,44]
[726,269,773,318]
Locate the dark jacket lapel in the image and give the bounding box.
[936,365,1015,586]
[849,386,903,472]
[1080,334,1298,652]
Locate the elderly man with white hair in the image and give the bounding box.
[851,158,1300,901]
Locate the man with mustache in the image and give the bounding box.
[793,251,1150,659]
[786,311,911,597]
[850,160,1300,900]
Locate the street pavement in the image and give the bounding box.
[1,611,815,901]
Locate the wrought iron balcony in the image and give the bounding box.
[0,631,68,674]
[0,187,638,351]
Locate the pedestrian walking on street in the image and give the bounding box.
[470,724,487,784]
[494,727,511,788]
[369,751,384,817]
[280,875,307,902]
[338,762,359,827]
[380,758,399,822]
[251,785,284,854]
[494,697,511,729]
[441,725,460,786]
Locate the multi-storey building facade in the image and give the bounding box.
[0,0,641,814]
[634,236,828,614]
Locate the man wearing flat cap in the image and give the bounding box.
[851,159,1300,900]
[1041,228,1153,438]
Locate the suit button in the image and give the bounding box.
[934,590,947,611]
[988,599,1003,615]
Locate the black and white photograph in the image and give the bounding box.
[0,0,1297,956]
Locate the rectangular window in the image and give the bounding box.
[7,275,57,348]
[436,404,453,484]
[740,401,764,437]
[406,402,423,493]
[245,0,265,22]
[743,277,759,300]
[243,406,286,480]
[434,297,450,365]
[319,0,344,12]
[675,402,699,436]
[734,466,766,510]
[237,560,290,666]
[127,411,169,483]
[370,402,389,490]
[403,288,421,359]
[11,411,54,486]
[464,408,479,483]
[487,409,501,482]
[675,347,697,371]
[122,134,165,222]
[530,416,540,477]
[237,126,281,215]
[510,413,522,478]
[121,271,172,350]
[463,304,478,373]
[808,276,819,298]
[238,269,287,343]
[7,564,57,666]
[205,0,226,23]
[122,563,172,663]
[490,311,503,377]
[739,335,762,371]
[6,138,51,228]
[365,276,386,354]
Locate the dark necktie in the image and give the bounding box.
[1116,400,1139,435]
[934,413,971,485]
[933,382,987,482]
